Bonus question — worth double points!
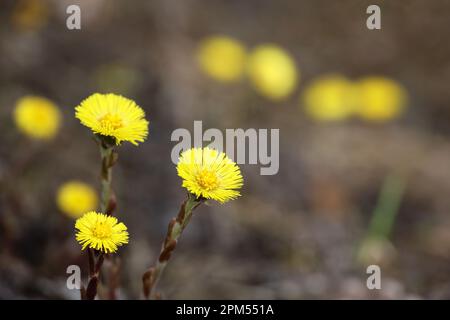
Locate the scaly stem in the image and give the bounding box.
[84,250,105,300]
[81,138,118,300]
[143,193,203,299]
[99,142,117,215]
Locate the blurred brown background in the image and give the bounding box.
[1,0,450,299]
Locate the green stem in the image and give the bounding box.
[143,194,202,299]
[367,174,406,239]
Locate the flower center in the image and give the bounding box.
[98,113,123,131]
[196,169,219,191]
[92,222,112,239]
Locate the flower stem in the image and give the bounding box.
[84,250,105,300]
[143,193,203,299]
[81,138,118,300]
[367,174,406,240]
[99,142,117,215]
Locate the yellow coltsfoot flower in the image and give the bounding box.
[197,36,247,83]
[302,74,357,121]
[57,181,98,219]
[75,211,129,253]
[355,76,408,122]
[14,95,61,140]
[143,148,244,298]
[75,93,149,145]
[247,44,298,100]
[177,147,243,203]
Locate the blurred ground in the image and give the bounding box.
[1,0,450,299]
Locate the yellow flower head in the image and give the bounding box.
[355,76,408,122]
[302,74,357,121]
[57,181,98,219]
[247,44,298,100]
[177,147,243,203]
[14,96,61,140]
[75,211,129,253]
[197,36,247,83]
[75,93,149,145]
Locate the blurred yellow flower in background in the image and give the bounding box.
[75,211,129,253]
[57,181,98,219]
[247,44,298,100]
[11,0,49,31]
[177,147,243,203]
[302,75,357,121]
[197,36,247,83]
[355,76,408,122]
[75,93,149,145]
[14,96,61,140]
